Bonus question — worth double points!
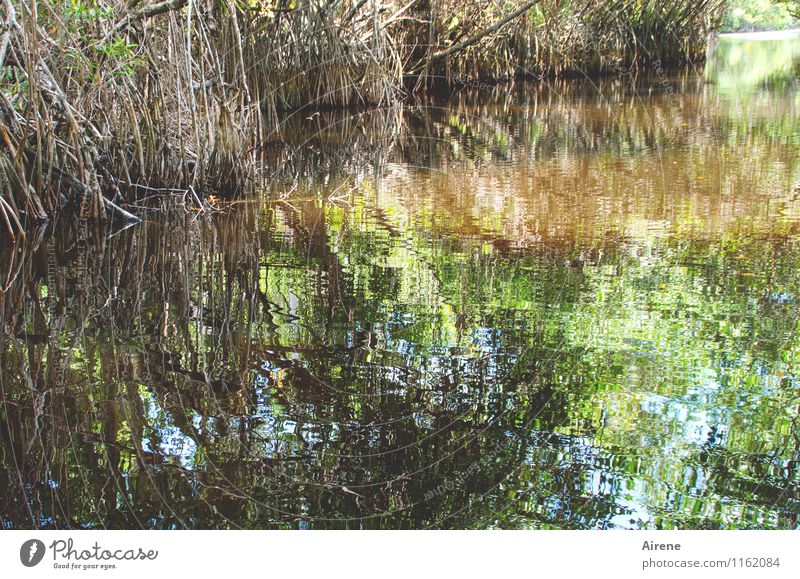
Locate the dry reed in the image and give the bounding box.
[0,0,725,240]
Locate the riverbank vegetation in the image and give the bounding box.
[0,1,726,238]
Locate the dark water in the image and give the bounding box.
[2,34,800,530]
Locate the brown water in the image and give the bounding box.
[1,34,800,529]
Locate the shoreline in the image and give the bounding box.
[719,29,800,39]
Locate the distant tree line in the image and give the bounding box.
[721,0,799,31]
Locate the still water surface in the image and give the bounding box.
[1,33,800,529]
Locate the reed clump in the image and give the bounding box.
[400,0,725,82]
[0,0,725,240]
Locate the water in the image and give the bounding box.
[2,34,800,530]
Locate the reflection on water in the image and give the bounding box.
[707,31,800,95]
[2,34,800,530]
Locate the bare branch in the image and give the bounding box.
[102,0,188,43]
[426,0,541,64]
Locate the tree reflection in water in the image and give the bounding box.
[2,51,800,529]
